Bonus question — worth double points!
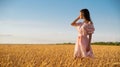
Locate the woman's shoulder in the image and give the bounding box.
[85,21,94,28]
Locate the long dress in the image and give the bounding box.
[73,21,95,59]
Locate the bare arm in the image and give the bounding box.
[88,34,92,45]
[86,33,92,51]
[71,16,80,26]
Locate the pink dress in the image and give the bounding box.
[73,22,95,58]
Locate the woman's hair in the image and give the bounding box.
[80,9,93,24]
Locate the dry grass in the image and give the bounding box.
[0,44,120,67]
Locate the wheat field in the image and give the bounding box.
[0,44,120,67]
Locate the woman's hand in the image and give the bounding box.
[77,16,80,20]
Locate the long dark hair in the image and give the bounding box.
[80,9,93,23]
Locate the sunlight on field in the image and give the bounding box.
[0,44,120,67]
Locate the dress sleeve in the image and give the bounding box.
[86,24,95,34]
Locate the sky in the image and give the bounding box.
[0,0,120,44]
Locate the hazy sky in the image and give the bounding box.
[0,0,120,44]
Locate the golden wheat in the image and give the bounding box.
[0,44,120,67]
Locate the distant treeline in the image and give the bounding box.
[56,42,120,46]
[92,42,120,46]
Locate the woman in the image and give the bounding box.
[71,9,95,59]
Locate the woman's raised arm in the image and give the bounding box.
[71,16,80,26]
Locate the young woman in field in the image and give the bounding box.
[71,9,95,59]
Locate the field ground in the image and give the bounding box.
[0,44,120,67]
